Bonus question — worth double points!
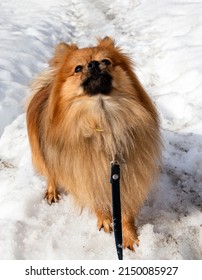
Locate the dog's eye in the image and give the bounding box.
[101,59,111,65]
[75,65,83,73]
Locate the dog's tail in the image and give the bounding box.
[25,67,55,110]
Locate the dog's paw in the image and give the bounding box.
[44,190,61,205]
[96,210,112,233]
[123,233,139,251]
[122,219,139,251]
[97,218,113,233]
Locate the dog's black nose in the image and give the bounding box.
[88,61,100,72]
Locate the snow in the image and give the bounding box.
[0,0,202,260]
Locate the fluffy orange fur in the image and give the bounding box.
[26,37,162,250]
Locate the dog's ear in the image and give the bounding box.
[97,36,115,48]
[50,42,78,66]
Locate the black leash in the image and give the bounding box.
[110,160,123,260]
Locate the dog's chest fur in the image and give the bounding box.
[63,95,138,161]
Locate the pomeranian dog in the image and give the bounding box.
[26,37,161,250]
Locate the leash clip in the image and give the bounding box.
[110,159,120,182]
[110,156,120,166]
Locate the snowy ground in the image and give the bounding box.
[0,0,202,260]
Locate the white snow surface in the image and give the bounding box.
[0,0,202,260]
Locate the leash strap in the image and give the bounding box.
[110,161,123,260]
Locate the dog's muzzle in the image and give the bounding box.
[82,60,112,96]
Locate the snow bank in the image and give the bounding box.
[0,0,78,135]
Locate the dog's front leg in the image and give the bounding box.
[122,215,139,251]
